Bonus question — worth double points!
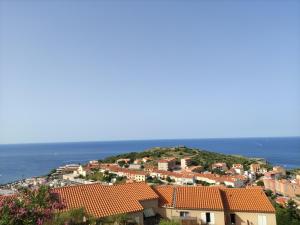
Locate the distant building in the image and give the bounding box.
[180,157,191,169]
[232,164,244,175]
[116,158,131,164]
[212,162,228,171]
[73,165,86,177]
[185,165,204,173]
[142,157,151,163]
[158,158,176,171]
[296,174,300,185]
[129,164,142,170]
[273,166,286,176]
[133,159,142,164]
[263,177,300,198]
[264,171,281,180]
[101,164,147,182]
[157,160,169,171]
[250,163,262,173]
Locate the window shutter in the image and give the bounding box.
[210,213,215,224]
[258,215,262,225]
[201,212,206,223]
[258,214,267,225]
[263,215,267,225]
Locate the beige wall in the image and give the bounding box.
[225,212,276,225]
[157,208,277,225]
[129,211,144,225]
[158,162,169,171]
[158,207,225,225]
[140,199,158,210]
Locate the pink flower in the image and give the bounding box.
[37,218,43,225]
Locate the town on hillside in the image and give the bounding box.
[1,146,300,225]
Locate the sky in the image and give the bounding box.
[0,0,300,144]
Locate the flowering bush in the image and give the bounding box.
[0,186,65,225]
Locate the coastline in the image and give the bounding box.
[0,137,299,184]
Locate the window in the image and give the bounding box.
[201,212,215,224]
[230,214,236,224]
[180,211,189,218]
[206,212,211,223]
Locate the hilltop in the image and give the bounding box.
[102,146,259,170]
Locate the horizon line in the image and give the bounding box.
[1,135,299,146]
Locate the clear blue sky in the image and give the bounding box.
[0,0,300,144]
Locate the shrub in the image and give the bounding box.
[0,186,65,225]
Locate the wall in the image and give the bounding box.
[158,207,225,225]
[140,199,158,210]
[129,211,144,225]
[224,212,276,225]
[158,162,169,171]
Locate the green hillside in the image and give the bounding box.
[102,146,258,170]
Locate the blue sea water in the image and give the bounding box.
[0,137,299,184]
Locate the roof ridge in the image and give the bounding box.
[172,186,177,208]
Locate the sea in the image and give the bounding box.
[0,137,299,184]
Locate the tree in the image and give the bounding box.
[159,219,181,225]
[276,200,300,225]
[211,168,226,175]
[48,208,95,225]
[166,176,172,183]
[86,171,104,181]
[265,189,273,197]
[256,180,264,186]
[99,213,130,225]
[117,160,126,167]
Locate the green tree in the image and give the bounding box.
[117,160,126,167]
[276,200,300,225]
[166,176,172,183]
[48,208,95,225]
[99,213,131,225]
[256,180,264,186]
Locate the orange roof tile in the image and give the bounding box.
[154,186,224,211]
[158,159,169,163]
[53,182,158,218]
[275,197,288,206]
[153,186,174,207]
[175,186,224,210]
[221,188,275,213]
[154,186,275,213]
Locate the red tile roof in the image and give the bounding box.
[175,186,224,210]
[221,188,275,213]
[153,186,174,207]
[154,186,224,210]
[157,159,169,163]
[53,182,158,218]
[154,186,275,213]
